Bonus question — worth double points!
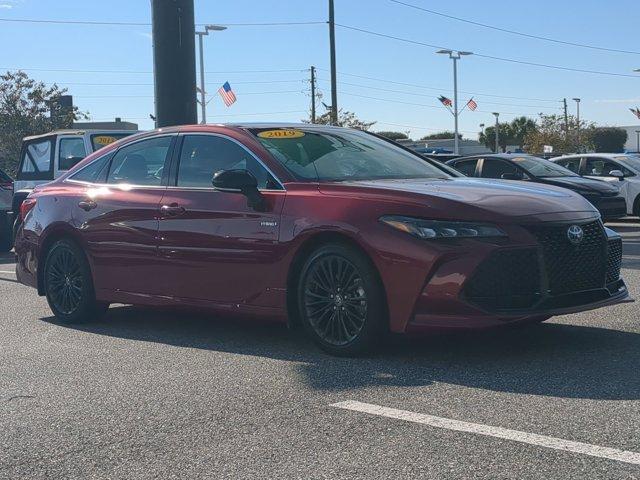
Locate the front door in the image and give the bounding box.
[71,135,175,295]
[583,157,632,199]
[156,133,287,306]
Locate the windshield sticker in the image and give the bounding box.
[257,129,305,139]
[93,135,119,146]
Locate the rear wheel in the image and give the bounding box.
[298,243,386,356]
[44,239,108,324]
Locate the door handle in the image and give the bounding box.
[78,200,97,211]
[160,204,186,217]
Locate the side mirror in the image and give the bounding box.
[212,169,266,211]
[501,172,524,180]
[609,169,625,180]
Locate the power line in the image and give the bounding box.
[336,24,640,78]
[58,80,306,86]
[0,67,306,74]
[74,90,307,98]
[0,18,325,27]
[316,68,560,102]
[375,121,478,134]
[317,78,559,109]
[390,0,640,56]
[88,109,307,121]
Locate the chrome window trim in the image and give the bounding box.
[171,132,286,191]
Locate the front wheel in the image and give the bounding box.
[298,243,386,356]
[44,239,108,324]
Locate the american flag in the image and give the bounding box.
[630,107,640,120]
[218,81,237,107]
[466,98,478,111]
[438,95,452,107]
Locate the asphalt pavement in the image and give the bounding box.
[1,221,639,479]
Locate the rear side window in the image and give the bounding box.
[69,154,112,183]
[58,137,87,171]
[106,136,172,186]
[20,139,53,177]
[452,160,478,177]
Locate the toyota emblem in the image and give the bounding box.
[567,225,584,245]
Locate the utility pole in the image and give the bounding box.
[310,66,317,124]
[563,98,569,138]
[152,0,197,127]
[492,112,500,153]
[436,50,473,155]
[195,25,227,124]
[328,0,338,125]
[573,98,581,150]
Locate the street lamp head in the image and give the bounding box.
[492,112,499,118]
[436,49,453,55]
[634,69,640,72]
[573,97,581,103]
[206,24,227,32]
[458,51,473,56]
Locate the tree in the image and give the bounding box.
[419,131,461,140]
[308,106,376,130]
[0,70,88,175]
[523,113,594,155]
[509,116,538,148]
[479,123,515,152]
[589,127,628,153]
[375,131,409,141]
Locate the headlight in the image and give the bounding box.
[380,215,507,239]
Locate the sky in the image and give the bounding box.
[1,0,639,139]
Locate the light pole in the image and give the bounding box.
[195,24,226,124]
[573,97,581,149]
[328,0,338,125]
[436,49,473,155]
[492,112,500,152]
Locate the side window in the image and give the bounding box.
[58,137,88,171]
[107,136,172,186]
[585,158,634,177]
[481,158,520,179]
[21,139,53,174]
[69,154,112,184]
[556,157,581,174]
[452,160,477,177]
[177,135,281,190]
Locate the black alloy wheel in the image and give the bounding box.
[298,243,385,356]
[44,240,108,323]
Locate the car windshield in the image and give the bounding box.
[249,128,451,181]
[615,155,640,171]
[511,156,578,178]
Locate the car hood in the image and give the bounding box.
[538,175,620,194]
[333,178,599,222]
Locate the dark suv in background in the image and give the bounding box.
[447,154,627,221]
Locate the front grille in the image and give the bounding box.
[464,248,541,310]
[528,221,606,295]
[606,238,623,284]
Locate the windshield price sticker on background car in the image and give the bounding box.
[93,135,119,146]
[257,129,305,139]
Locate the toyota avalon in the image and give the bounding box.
[14,124,631,355]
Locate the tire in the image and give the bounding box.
[43,239,109,324]
[297,243,386,356]
[0,211,11,252]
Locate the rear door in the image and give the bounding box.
[583,156,633,198]
[156,133,287,305]
[56,135,88,175]
[70,134,176,295]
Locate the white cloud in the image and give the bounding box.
[0,4,14,8]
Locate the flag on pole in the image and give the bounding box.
[466,98,478,111]
[630,107,640,120]
[438,95,452,107]
[218,82,237,107]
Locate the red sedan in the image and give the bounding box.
[14,124,631,355]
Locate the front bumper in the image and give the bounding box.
[591,195,627,220]
[406,220,633,331]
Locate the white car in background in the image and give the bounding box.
[552,153,640,218]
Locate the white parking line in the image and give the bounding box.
[0,270,16,275]
[331,400,640,466]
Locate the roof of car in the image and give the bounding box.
[452,153,539,161]
[23,129,139,141]
[551,153,639,159]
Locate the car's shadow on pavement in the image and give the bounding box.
[42,306,640,401]
[0,252,16,265]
